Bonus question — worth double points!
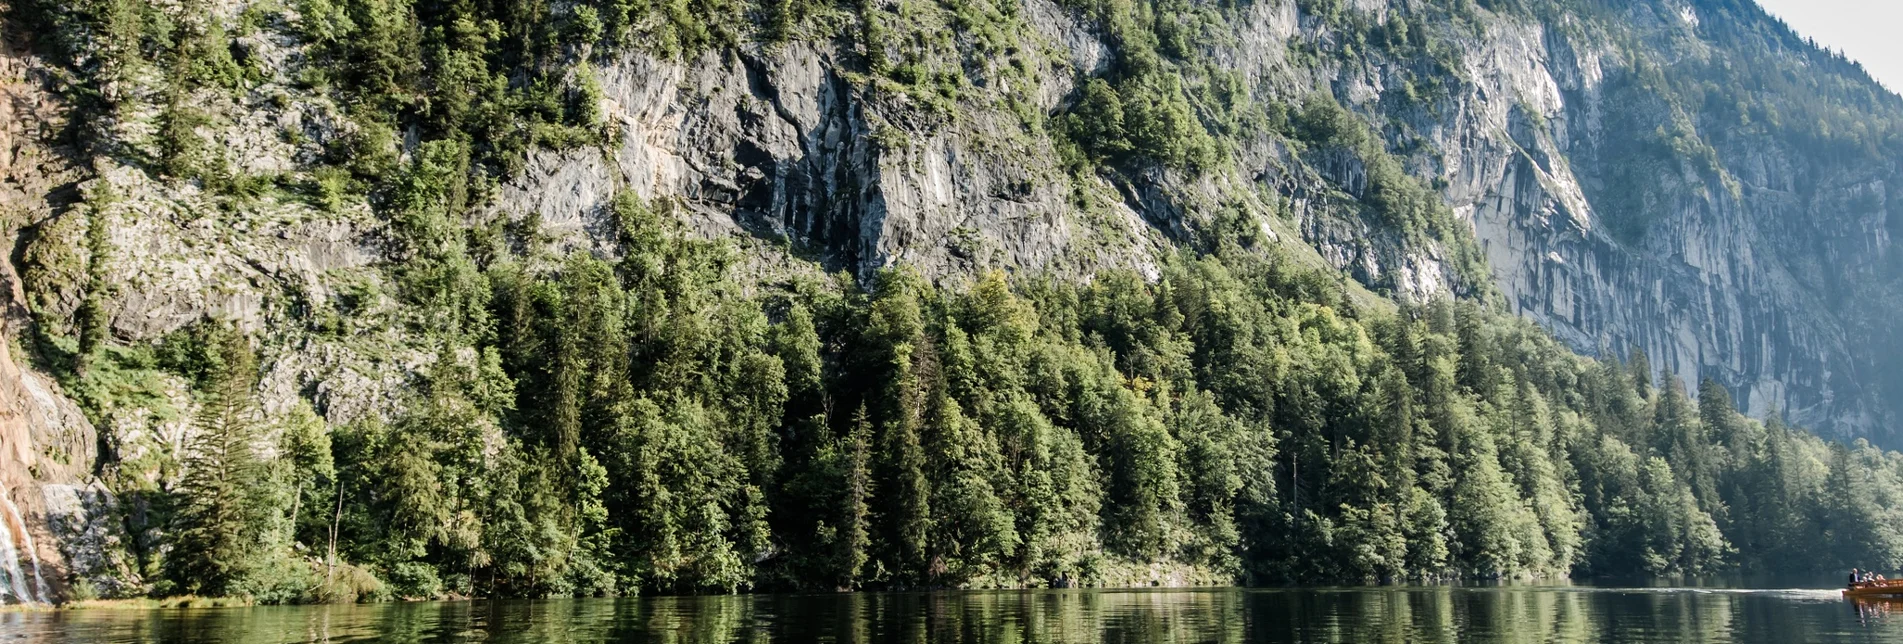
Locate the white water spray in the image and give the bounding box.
[0,485,45,604]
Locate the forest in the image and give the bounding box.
[12,0,1903,604]
[62,190,1903,601]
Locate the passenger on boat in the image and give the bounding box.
[1853,569,1862,585]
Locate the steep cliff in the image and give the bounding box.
[1426,1,1903,441]
[0,6,137,601]
[1,0,1900,599]
[484,0,1903,439]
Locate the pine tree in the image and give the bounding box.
[170,330,267,597]
[839,407,874,589]
[1655,379,1721,520]
[1371,365,1418,493]
[882,343,934,582]
[867,272,935,582]
[1446,410,1530,577]
[1628,347,1653,397]
[1699,378,1760,467]
[75,199,114,373]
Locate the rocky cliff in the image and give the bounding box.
[479,0,1902,439]
[0,0,1899,599]
[1431,2,1903,441]
[0,8,137,601]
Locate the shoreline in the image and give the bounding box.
[8,574,1857,613]
[1,597,258,612]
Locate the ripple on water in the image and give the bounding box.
[5,585,1902,643]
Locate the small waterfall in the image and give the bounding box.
[0,485,45,604]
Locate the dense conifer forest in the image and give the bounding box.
[72,195,1903,600]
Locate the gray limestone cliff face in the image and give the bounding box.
[1419,7,1896,439]
[1074,0,1897,439]
[493,25,1163,284]
[481,0,1899,438]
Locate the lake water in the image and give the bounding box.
[5,583,1900,642]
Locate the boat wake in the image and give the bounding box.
[1567,587,1845,603]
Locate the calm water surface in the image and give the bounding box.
[6,584,1900,642]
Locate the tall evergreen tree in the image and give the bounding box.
[838,407,874,589]
[170,330,268,597]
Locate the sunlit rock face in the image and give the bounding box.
[1411,4,1901,441]
[0,17,142,602]
[492,0,1903,440]
[488,36,1166,286]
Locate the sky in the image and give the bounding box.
[1754,0,1903,93]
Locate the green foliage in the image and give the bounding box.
[276,402,337,555]
[1062,78,1130,162]
[1120,74,1219,170]
[154,101,213,181]
[837,407,875,587]
[1044,0,1252,173]
[25,0,1903,601]
[167,328,316,600]
[42,170,1903,597]
[73,192,116,373]
[610,397,760,592]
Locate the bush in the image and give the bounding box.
[1294,95,1368,149]
[387,561,445,599]
[234,552,321,605]
[315,561,386,603]
[1121,74,1219,170]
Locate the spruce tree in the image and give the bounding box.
[882,343,934,582]
[170,330,266,597]
[839,407,874,589]
[75,200,114,374]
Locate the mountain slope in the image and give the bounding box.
[0,0,1899,599]
[461,0,1903,440]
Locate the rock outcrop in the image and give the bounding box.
[493,35,1166,283]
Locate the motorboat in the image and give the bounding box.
[1845,580,1903,599]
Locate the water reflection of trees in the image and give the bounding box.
[26,588,1903,643]
[496,589,1890,643]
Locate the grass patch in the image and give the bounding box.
[62,596,256,610]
